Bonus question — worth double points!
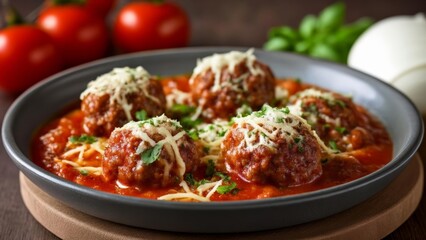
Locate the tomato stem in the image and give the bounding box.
[51,0,86,6]
[1,0,25,27]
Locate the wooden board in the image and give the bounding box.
[20,154,423,240]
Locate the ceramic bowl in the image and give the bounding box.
[2,47,423,233]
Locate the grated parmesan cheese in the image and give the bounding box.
[80,66,161,121]
[55,137,107,176]
[191,120,230,163]
[189,49,265,92]
[288,88,343,127]
[158,179,224,202]
[229,105,334,154]
[119,115,187,180]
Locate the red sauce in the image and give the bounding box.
[31,76,393,201]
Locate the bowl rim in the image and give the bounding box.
[2,46,424,210]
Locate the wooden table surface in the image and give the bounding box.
[1,0,426,239]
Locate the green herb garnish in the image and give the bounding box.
[328,140,339,152]
[217,182,238,194]
[180,116,202,130]
[69,134,97,144]
[335,126,347,134]
[141,143,163,165]
[79,169,89,176]
[184,173,197,186]
[205,159,216,178]
[281,107,290,114]
[263,2,373,63]
[170,104,196,115]
[135,110,148,121]
[187,129,199,140]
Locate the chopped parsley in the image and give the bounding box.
[141,143,163,165]
[69,134,97,144]
[217,181,238,194]
[184,161,239,195]
[281,106,290,114]
[170,104,196,116]
[205,159,216,177]
[236,104,253,117]
[328,99,346,108]
[328,140,339,152]
[335,126,347,134]
[180,116,202,130]
[79,169,89,176]
[187,129,199,140]
[254,105,268,117]
[184,173,197,186]
[135,110,148,121]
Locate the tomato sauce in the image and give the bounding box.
[31,76,393,201]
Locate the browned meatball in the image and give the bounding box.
[289,88,372,151]
[38,116,82,168]
[102,115,200,188]
[189,50,275,121]
[80,67,166,137]
[221,105,323,187]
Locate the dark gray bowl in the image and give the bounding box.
[2,47,423,233]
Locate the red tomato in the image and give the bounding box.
[0,25,63,93]
[113,1,190,53]
[84,0,116,18]
[45,0,116,18]
[37,6,109,67]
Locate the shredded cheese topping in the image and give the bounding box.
[119,115,187,179]
[192,120,230,163]
[158,179,223,202]
[288,88,343,127]
[166,89,191,109]
[55,138,107,176]
[230,105,333,154]
[80,66,160,120]
[190,49,265,92]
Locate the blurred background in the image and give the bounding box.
[9,0,426,47]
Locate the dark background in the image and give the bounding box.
[7,0,426,47]
[0,0,426,239]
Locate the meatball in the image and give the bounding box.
[288,88,372,151]
[221,105,324,187]
[102,115,200,188]
[80,67,166,137]
[189,49,275,121]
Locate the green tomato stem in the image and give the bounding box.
[1,0,25,27]
[51,0,86,6]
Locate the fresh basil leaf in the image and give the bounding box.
[299,15,317,39]
[317,2,345,33]
[309,42,341,62]
[294,40,311,53]
[268,26,299,42]
[141,144,163,165]
[263,37,292,51]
